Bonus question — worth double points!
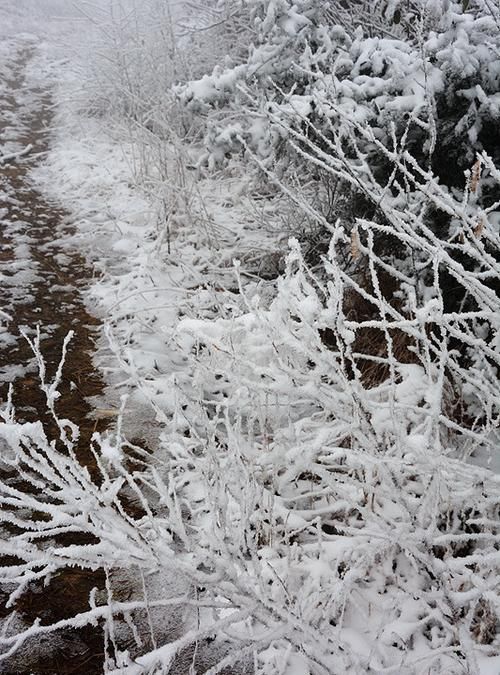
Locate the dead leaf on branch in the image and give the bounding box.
[350,228,361,260]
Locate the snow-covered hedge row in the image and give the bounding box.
[179,0,500,174]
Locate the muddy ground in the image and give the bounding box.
[0,47,106,675]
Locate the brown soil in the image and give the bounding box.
[0,48,106,675]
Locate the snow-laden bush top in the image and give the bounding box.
[178,0,500,175]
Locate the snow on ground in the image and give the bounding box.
[1,4,499,673]
[30,46,286,438]
[0,38,45,383]
[0,5,92,386]
[33,56,500,675]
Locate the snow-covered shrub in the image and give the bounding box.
[2,230,497,673]
[1,225,498,673]
[75,0,179,124]
[178,0,500,252]
[179,0,500,165]
[2,1,499,673]
[59,0,205,259]
[168,199,499,671]
[175,0,500,446]
[157,3,500,665]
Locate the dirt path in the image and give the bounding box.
[0,46,106,675]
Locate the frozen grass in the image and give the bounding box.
[1,2,500,673]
